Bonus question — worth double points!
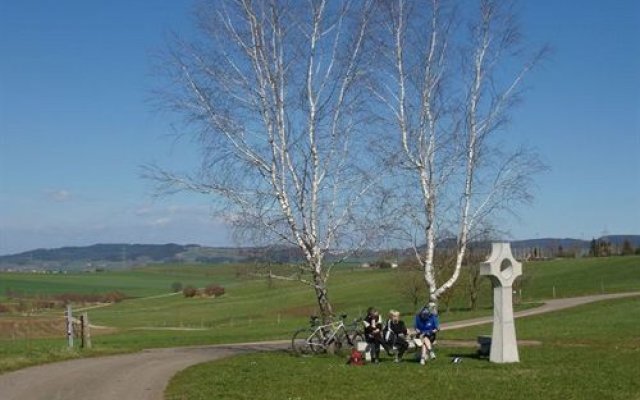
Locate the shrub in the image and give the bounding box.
[16,300,30,313]
[103,291,126,303]
[183,285,198,298]
[0,303,11,313]
[204,284,225,297]
[33,300,55,310]
[54,293,82,304]
[52,291,126,304]
[171,282,183,293]
[5,289,25,300]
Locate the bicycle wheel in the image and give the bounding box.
[309,332,327,354]
[348,331,365,347]
[308,331,326,354]
[291,328,313,356]
[332,333,352,355]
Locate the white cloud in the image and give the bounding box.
[45,189,72,202]
[134,206,153,216]
[131,203,215,224]
[149,217,171,227]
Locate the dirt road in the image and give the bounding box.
[0,292,637,400]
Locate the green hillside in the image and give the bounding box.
[166,296,640,400]
[0,256,638,373]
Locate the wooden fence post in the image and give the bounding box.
[80,314,85,348]
[65,304,73,348]
[82,312,92,349]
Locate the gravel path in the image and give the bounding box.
[0,342,287,400]
[0,291,637,400]
[441,291,639,330]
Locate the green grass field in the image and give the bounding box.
[521,256,640,299]
[165,296,640,400]
[0,264,244,299]
[0,256,638,374]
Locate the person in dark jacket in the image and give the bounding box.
[383,310,409,362]
[363,307,383,363]
[415,303,440,365]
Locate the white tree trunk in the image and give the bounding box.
[148,0,375,321]
[376,0,546,307]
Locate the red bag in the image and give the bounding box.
[347,348,364,366]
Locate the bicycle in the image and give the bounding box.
[291,314,363,356]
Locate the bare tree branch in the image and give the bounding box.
[148,0,376,321]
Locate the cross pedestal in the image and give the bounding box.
[480,242,522,363]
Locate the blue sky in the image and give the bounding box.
[1,0,639,255]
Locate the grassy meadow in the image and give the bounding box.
[0,256,639,373]
[0,264,243,299]
[165,296,640,400]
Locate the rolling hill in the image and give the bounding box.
[1,235,638,271]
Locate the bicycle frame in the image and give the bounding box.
[306,317,351,352]
[310,322,340,349]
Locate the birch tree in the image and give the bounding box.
[148,0,375,321]
[372,0,547,305]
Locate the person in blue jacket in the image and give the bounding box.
[414,302,439,365]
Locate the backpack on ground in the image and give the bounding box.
[347,348,364,366]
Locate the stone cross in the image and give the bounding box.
[480,242,522,363]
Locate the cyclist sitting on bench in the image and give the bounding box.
[383,310,409,363]
[363,307,384,363]
[415,302,440,365]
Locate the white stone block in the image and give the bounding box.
[356,341,371,361]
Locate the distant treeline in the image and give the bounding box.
[0,243,195,264]
[2,235,639,270]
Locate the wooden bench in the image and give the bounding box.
[356,335,423,361]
